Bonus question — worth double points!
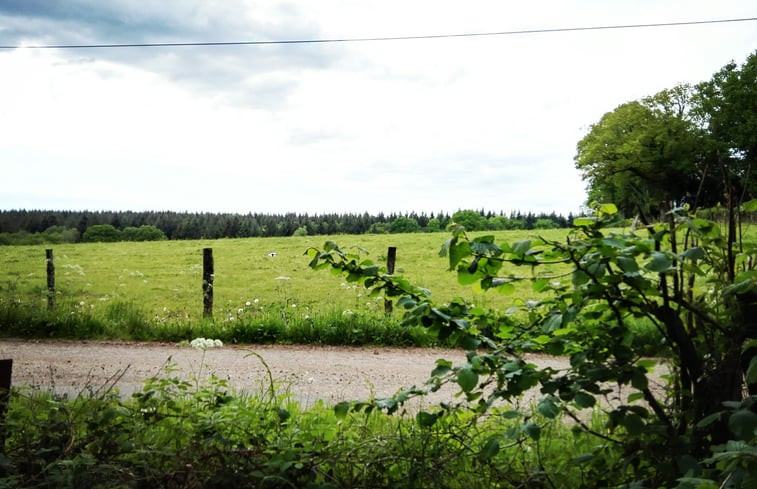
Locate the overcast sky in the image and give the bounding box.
[1,1,755,216]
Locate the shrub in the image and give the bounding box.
[81,224,121,243]
[121,225,167,242]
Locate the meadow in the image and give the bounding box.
[0,229,572,344]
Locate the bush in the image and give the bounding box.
[121,225,167,242]
[81,224,121,243]
[451,210,487,231]
[388,217,421,233]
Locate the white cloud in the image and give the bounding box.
[0,1,755,215]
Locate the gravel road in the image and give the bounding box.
[0,339,577,409]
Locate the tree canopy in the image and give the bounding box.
[575,50,756,220]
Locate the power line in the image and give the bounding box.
[1,17,755,50]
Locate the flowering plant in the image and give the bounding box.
[190,337,223,350]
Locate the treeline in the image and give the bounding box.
[0,209,575,244]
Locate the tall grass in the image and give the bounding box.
[0,231,563,319]
[0,229,665,353]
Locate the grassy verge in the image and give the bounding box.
[1,363,627,489]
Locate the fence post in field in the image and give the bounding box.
[0,359,12,448]
[202,248,214,319]
[384,246,397,314]
[46,248,55,309]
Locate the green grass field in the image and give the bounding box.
[1,229,568,324]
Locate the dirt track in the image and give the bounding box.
[0,339,577,409]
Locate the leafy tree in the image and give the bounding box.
[388,216,420,233]
[368,222,388,234]
[292,226,308,237]
[696,50,757,208]
[451,210,488,231]
[82,224,121,242]
[576,52,757,222]
[532,218,557,229]
[121,225,167,241]
[486,216,508,230]
[575,86,707,221]
[307,200,757,487]
[425,218,442,232]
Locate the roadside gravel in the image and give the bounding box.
[0,339,661,411]
[1,339,564,407]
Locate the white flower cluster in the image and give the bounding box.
[190,337,223,350]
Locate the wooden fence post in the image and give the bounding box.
[46,249,55,309]
[202,248,214,319]
[0,359,12,448]
[384,246,397,314]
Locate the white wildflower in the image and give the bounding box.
[190,337,224,350]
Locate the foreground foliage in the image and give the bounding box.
[307,203,757,488]
[3,362,622,489]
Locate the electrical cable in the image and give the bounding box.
[0,17,755,50]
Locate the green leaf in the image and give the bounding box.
[537,398,560,419]
[598,203,618,215]
[645,252,673,273]
[456,367,479,393]
[742,198,757,212]
[277,408,291,422]
[723,279,754,296]
[622,413,644,436]
[631,371,648,391]
[501,409,520,419]
[573,392,596,409]
[333,401,351,419]
[458,335,482,351]
[573,217,596,227]
[416,411,439,427]
[457,268,479,286]
[728,409,757,441]
[747,356,757,385]
[511,240,531,255]
[479,436,501,461]
[627,392,644,403]
[431,359,453,378]
[532,278,549,292]
[572,269,590,286]
[494,281,516,295]
[617,256,639,273]
[374,397,398,413]
[571,453,594,464]
[522,422,541,440]
[542,313,563,332]
[471,238,502,256]
[682,247,705,261]
[449,240,471,270]
[636,359,656,370]
[696,411,723,429]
